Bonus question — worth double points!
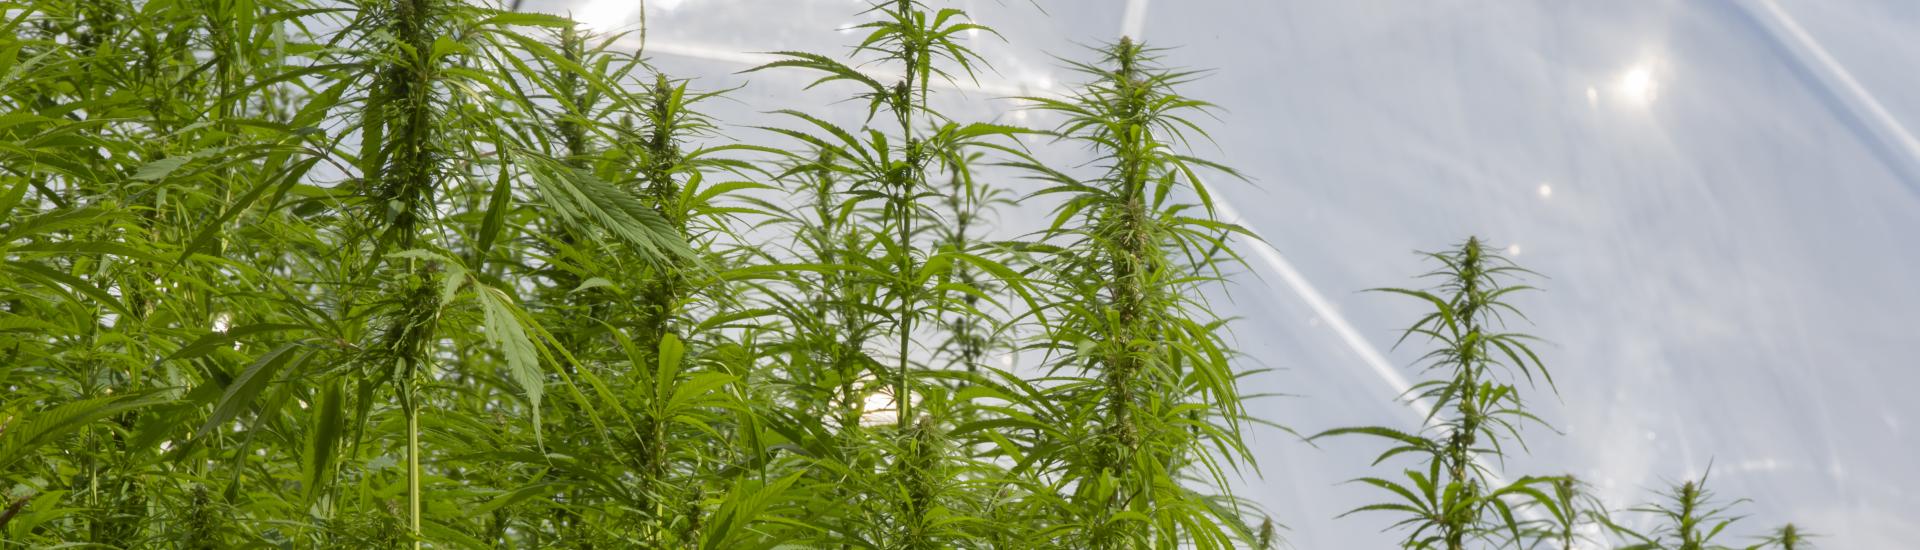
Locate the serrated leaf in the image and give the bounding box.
[193,342,304,442]
[0,392,169,470]
[476,285,543,438]
[132,157,191,181]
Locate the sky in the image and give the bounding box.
[517,0,1920,546]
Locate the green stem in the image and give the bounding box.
[1445,241,1482,550]
[405,394,421,549]
[892,0,919,429]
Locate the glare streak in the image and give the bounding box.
[1121,0,1149,40]
[1744,0,1920,195]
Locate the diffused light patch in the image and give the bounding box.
[1727,457,1783,474]
[1538,183,1553,199]
[1615,60,1661,106]
[1121,0,1149,40]
[1506,244,1522,256]
[1572,525,1608,550]
[576,0,637,33]
[860,388,897,427]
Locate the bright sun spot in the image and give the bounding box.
[1616,61,1660,106]
[1538,183,1553,199]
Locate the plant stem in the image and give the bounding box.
[1102,39,1152,524]
[405,394,421,549]
[1444,238,1486,550]
[892,0,920,429]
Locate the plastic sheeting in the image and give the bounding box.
[518,1,1920,546]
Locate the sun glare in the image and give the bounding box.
[1615,61,1660,106]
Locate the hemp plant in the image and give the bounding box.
[1751,523,1814,550]
[751,0,1016,428]
[0,0,337,544]
[1609,470,1749,550]
[1011,37,1262,548]
[931,151,1017,380]
[304,1,690,545]
[1316,237,1555,550]
[747,0,1035,547]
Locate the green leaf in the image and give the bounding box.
[4,260,134,316]
[176,156,320,262]
[0,179,26,224]
[156,323,308,366]
[0,392,169,470]
[479,11,575,28]
[131,156,191,181]
[301,378,346,503]
[477,285,544,437]
[655,332,686,402]
[523,157,695,266]
[700,472,801,550]
[193,342,305,442]
[476,168,513,258]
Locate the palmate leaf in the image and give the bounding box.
[192,341,308,442]
[699,472,803,550]
[0,179,25,224]
[745,51,890,121]
[130,156,191,181]
[1,207,118,244]
[522,155,696,267]
[388,248,549,440]
[475,283,544,438]
[0,392,171,471]
[1311,426,1439,466]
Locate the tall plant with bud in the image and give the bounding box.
[1012,37,1263,548]
[1316,238,1557,549]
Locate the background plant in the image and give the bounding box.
[1315,238,1561,549]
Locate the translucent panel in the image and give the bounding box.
[517,0,1920,546]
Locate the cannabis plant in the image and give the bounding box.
[1011,37,1263,548]
[1317,237,1556,549]
[1751,523,1814,550]
[747,1,1037,546]
[1610,470,1749,550]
